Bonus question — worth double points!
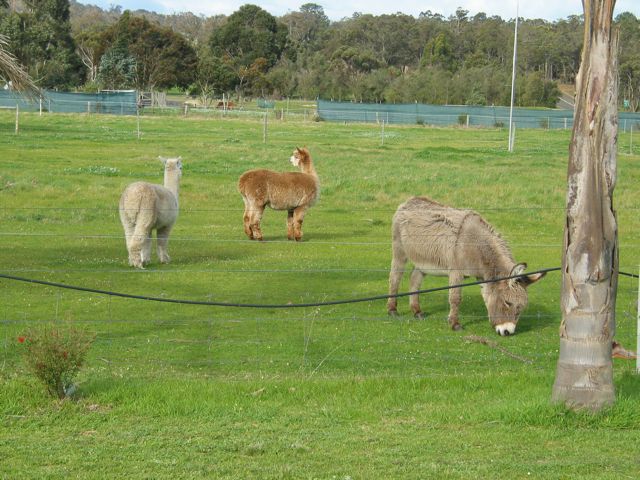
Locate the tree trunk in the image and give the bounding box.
[551,0,619,411]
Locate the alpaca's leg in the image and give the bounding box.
[122,221,136,266]
[157,225,172,264]
[292,206,307,241]
[128,222,149,269]
[409,268,426,319]
[141,233,153,266]
[250,205,265,241]
[287,209,295,240]
[387,242,407,316]
[242,197,254,239]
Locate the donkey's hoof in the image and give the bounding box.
[413,311,426,320]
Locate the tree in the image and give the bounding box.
[0,0,84,89]
[0,33,39,97]
[192,49,236,105]
[97,12,197,91]
[551,0,618,412]
[210,4,286,69]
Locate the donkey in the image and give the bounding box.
[119,157,182,269]
[387,196,545,335]
[238,147,319,241]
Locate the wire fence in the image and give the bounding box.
[0,109,638,379]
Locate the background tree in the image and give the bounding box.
[0,33,39,97]
[551,0,618,412]
[97,12,197,91]
[209,4,286,96]
[0,0,84,88]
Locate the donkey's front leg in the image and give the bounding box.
[447,271,464,330]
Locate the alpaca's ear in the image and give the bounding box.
[158,156,167,165]
[296,147,303,153]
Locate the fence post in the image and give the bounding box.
[87,101,91,114]
[39,98,42,116]
[184,104,188,117]
[15,104,19,134]
[564,118,567,130]
[136,108,141,140]
[263,112,268,144]
[381,120,385,146]
[466,115,470,127]
[631,124,634,155]
[637,266,640,373]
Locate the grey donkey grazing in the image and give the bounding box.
[387,196,545,335]
[119,156,182,269]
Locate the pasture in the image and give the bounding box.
[1,110,639,479]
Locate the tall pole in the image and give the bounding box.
[508,1,519,152]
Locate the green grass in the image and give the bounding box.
[1,111,639,479]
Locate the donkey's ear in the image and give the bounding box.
[519,271,546,288]
[508,263,527,287]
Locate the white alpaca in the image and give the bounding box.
[119,157,182,269]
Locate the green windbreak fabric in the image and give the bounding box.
[0,90,137,115]
[317,99,640,130]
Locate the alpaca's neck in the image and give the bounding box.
[164,171,180,202]
[300,161,318,178]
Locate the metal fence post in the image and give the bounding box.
[263,112,268,144]
[15,104,19,134]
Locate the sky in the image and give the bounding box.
[78,0,640,21]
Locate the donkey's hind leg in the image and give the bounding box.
[447,271,464,330]
[409,268,426,319]
[387,240,407,316]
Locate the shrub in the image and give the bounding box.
[20,324,95,399]
[458,114,468,126]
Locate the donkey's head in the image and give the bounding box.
[290,147,310,169]
[480,263,546,336]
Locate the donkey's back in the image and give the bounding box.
[391,196,476,276]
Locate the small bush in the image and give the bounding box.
[20,324,95,399]
[494,121,505,128]
[458,114,468,126]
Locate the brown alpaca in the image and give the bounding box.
[238,147,319,241]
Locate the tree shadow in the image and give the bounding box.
[617,369,640,399]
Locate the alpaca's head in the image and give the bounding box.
[290,147,311,168]
[159,156,182,178]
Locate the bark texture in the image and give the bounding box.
[551,0,619,411]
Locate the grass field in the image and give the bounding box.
[1,111,639,479]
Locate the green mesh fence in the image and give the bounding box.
[317,99,640,130]
[0,90,137,115]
